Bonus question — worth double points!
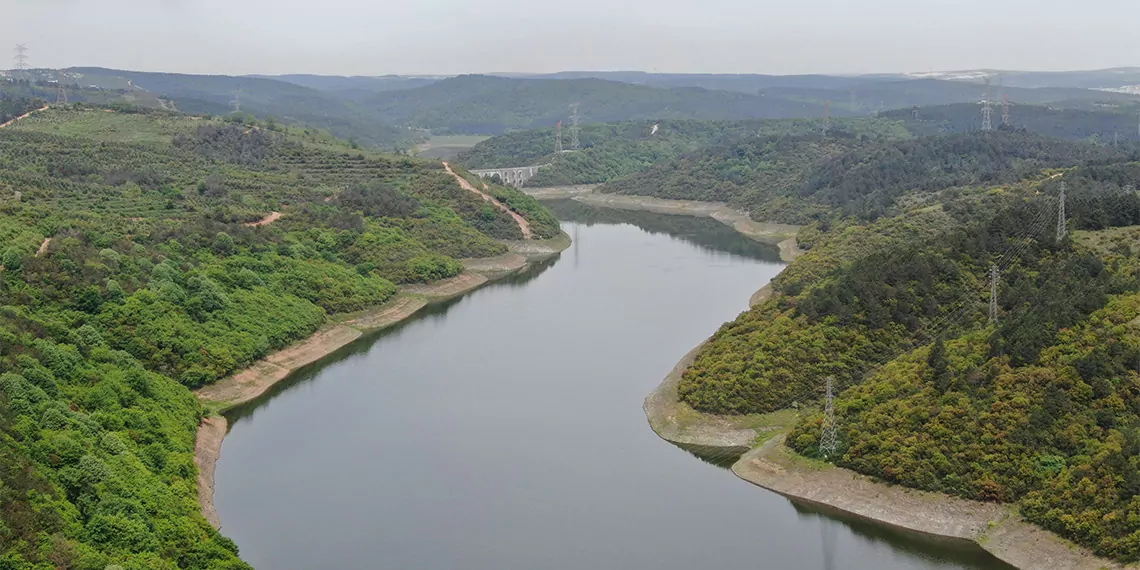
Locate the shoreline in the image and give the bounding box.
[524,186,802,263]
[193,234,570,529]
[604,192,1130,569]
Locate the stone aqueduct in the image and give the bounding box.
[470,164,550,188]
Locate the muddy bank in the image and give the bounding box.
[733,437,1126,570]
[194,416,227,529]
[528,189,802,263]
[194,236,570,529]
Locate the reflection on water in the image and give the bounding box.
[544,198,783,262]
[215,207,1012,570]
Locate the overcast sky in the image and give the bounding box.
[4,0,1137,76]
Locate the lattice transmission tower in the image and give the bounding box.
[568,103,581,150]
[56,70,68,105]
[555,121,563,153]
[981,77,993,131]
[13,44,29,81]
[819,377,839,460]
[230,89,243,113]
[1002,94,1011,127]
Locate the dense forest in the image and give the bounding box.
[457,117,909,188]
[601,130,1130,223]
[0,106,558,568]
[884,102,1140,142]
[364,75,843,135]
[676,139,1140,559]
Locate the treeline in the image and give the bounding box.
[0,107,560,567]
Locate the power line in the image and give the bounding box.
[989,264,1000,324]
[1057,181,1067,243]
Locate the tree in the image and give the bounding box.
[928,337,951,394]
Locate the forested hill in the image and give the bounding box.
[0,106,558,568]
[671,129,1140,560]
[600,130,1127,223]
[363,75,840,135]
[65,67,418,149]
[456,117,910,187]
[884,102,1140,142]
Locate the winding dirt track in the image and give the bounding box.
[442,162,532,239]
[0,105,49,129]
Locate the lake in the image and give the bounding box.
[214,200,1011,570]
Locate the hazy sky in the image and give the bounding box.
[4,0,1137,76]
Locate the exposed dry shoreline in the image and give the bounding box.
[193,234,570,529]
[611,193,1131,569]
[525,186,803,263]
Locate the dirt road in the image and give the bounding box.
[442,162,533,239]
[0,105,49,129]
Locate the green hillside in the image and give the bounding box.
[0,106,558,568]
[600,129,1115,223]
[457,117,909,188]
[883,102,1140,142]
[364,75,841,135]
[667,129,1140,560]
[67,68,418,149]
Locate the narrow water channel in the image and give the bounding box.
[214,200,1012,570]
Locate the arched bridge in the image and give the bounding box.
[470,164,550,188]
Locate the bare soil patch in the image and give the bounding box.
[244,211,281,227]
[196,325,361,408]
[194,416,227,529]
[35,237,51,257]
[401,272,489,300]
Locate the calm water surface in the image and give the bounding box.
[215,201,1012,570]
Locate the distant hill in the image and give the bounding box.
[883,103,1140,142]
[66,67,416,148]
[457,116,908,187]
[760,78,1140,115]
[364,75,845,135]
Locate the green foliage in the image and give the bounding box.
[459,117,909,189]
[366,75,842,135]
[603,130,1128,224]
[0,104,560,566]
